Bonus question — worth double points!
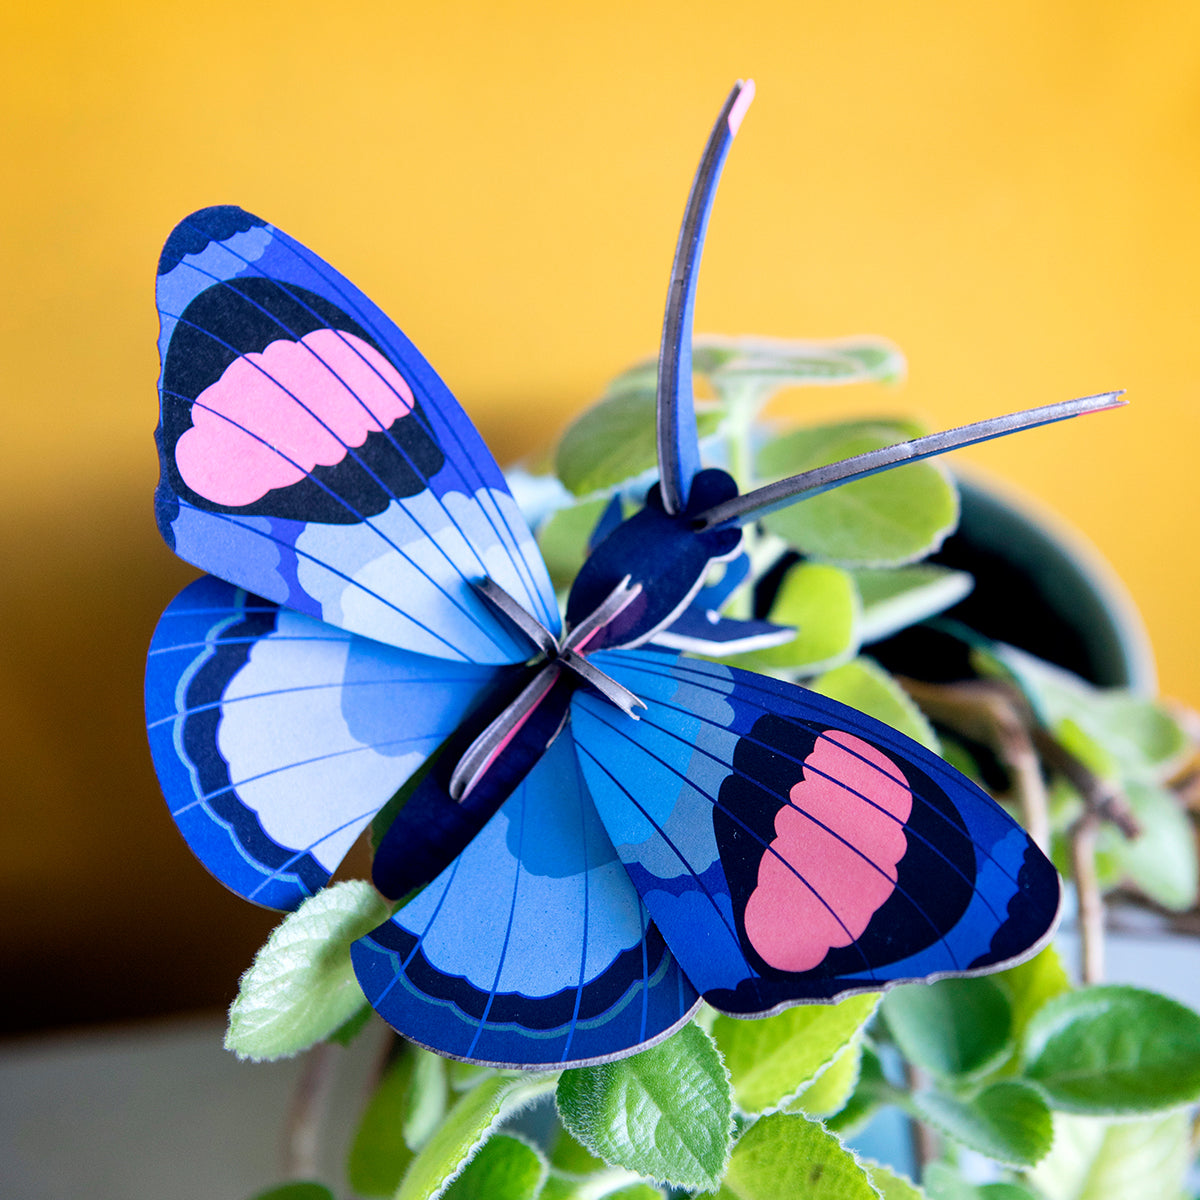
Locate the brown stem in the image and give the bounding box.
[897,678,1050,851]
[1070,813,1105,984]
[282,1041,339,1180]
[902,1060,939,1172]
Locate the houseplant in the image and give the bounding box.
[147,85,1200,1200]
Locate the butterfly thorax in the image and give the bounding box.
[565,468,742,650]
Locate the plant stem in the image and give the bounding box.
[1070,813,1105,985]
[283,1041,338,1180]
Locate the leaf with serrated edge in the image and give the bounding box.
[554,387,721,496]
[731,563,860,675]
[714,1112,880,1199]
[863,1160,927,1200]
[1098,779,1198,911]
[999,947,1071,1062]
[882,978,1013,1080]
[713,995,877,1114]
[852,565,974,645]
[913,1080,1052,1166]
[226,881,390,1061]
[396,1074,554,1200]
[556,1024,733,1190]
[1028,1111,1191,1200]
[810,658,940,751]
[788,1037,864,1118]
[441,1133,547,1200]
[1021,985,1200,1114]
[759,427,958,567]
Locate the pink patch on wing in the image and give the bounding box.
[175,329,415,506]
[742,731,913,973]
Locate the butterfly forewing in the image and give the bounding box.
[155,207,559,665]
[573,649,1060,1016]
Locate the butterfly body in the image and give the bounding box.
[148,87,1065,1069]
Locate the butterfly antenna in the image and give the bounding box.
[693,390,1127,530]
[657,80,756,516]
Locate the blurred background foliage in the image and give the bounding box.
[3,0,1199,1033]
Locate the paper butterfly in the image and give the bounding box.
[147,82,1105,1069]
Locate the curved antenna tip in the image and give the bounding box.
[728,80,756,135]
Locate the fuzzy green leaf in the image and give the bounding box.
[852,565,973,644]
[348,1047,448,1196]
[881,978,1013,1080]
[988,646,1189,781]
[715,1112,880,1199]
[1001,946,1072,1044]
[537,497,613,590]
[556,1023,733,1190]
[1027,1111,1191,1200]
[825,1043,890,1135]
[863,1161,927,1200]
[442,1134,547,1200]
[396,1075,554,1200]
[712,995,877,1114]
[758,425,958,567]
[732,562,859,674]
[554,387,721,496]
[809,658,940,750]
[913,1080,1052,1165]
[789,1036,864,1118]
[1097,779,1199,910]
[921,1165,1037,1200]
[225,882,389,1061]
[697,335,906,404]
[1021,985,1200,1114]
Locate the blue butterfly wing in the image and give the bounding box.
[573,649,1060,1015]
[352,736,700,1068]
[155,207,559,664]
[146,575,502,910]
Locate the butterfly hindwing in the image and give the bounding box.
[351,736,701,1068]
[573,649,1060,1016]
[155,207,559,664]
[145,575,502,910]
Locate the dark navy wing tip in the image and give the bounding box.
[158,206,267,276]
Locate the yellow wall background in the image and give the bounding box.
[4,1,1199,1029]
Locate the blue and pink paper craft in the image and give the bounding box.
[145,82,1116,1069]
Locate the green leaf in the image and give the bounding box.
[348,1047,448,1196]
[809,657,940,751]
[863,1161,927,1199]
[1001,946,1072,1036]
[715,1112,880,1199]
[912,1080,1053,1166]
[732,562,859,674]
[1027,1110,1191,1200]
[758,425,958,567]
[225,881,390,1061]
[881,978,1013,1080]
[696,336,906,406]
[554,387,721,496]
[1097,778,1199,910]
[396,1074,554,1200]
[442,1134,547,1200]
[541,1174,662,1200]
[246,1185,336,1200]
[921,1165,1037,1200]
[556,1023,733,1190]
[987,646,1190,781]
[851,565,973,644]
[789,1036,864,1118]
[1021,985,1200,1114]
[712,994,878,1113]
[536,497,613,590]
[825,1044,890,1135]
